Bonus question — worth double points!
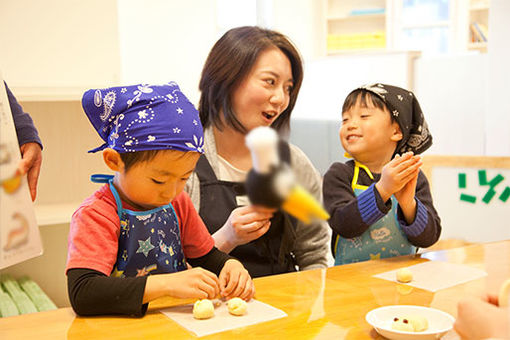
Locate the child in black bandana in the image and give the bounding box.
[323,84,441,265]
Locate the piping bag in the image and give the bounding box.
[245,127,330,224]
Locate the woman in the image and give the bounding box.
[185,26,330,277]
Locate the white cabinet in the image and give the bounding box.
[324,0,490,56]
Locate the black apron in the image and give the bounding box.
[195,141,298,278]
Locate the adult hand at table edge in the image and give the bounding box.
[454,296,509,340]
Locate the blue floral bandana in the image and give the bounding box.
[82,82,204,154]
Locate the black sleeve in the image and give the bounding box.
[187,246,234,276]
[67,268,148,317]
[397,171,442,247]
[323,162,390,240]
[4,82,43,148]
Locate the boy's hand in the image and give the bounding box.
[219,259,255,301]
[144,267,221,303]
[213,206,275,253]
[394,166,419,204]
[394,169,419,224]
[376,152,422,202]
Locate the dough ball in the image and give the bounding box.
[193,299,215,319]
[396,268,413,283]
[227,297,247,316]
[408,315,428,332]
[498,278,510,307]
[391,317,414,332]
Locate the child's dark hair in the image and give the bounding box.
[342,89,396,122]
[119,150,161,172]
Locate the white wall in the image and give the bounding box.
[271,0,326,59]
[117,0,219,104]
[0,0,121,88]
[414,54,488,156]
[485,0,510,156]
[293,51,416,121]
[116,0,328,105]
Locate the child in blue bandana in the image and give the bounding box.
[323,84,441,265]
[66,82,254,316]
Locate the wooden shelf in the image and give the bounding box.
[327,47,386,55]
[34,202,81,226]
[12,86,88,102]
[470,5,489,11]
[327,13,385,21]
[326,0,388,53]
[467,0,489,52]
[467,42,488,52]
[469,0,490,11]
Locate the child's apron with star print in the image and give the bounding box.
[91,175,187,277]
[334,161,415,265]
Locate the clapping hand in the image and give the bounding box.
[376,152,422,202]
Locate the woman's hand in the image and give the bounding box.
[219,259,255,301]
[143,267,220,303]
[18,142,42,201]
[213,205,275,253]
[376,152,422,202]
[454,296,509,339]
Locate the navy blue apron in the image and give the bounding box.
[334,161,415,265]
[91,174,187,277]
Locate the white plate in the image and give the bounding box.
[366,305,455,340]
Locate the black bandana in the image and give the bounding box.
[358,83,433,155]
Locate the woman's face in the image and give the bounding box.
[230,47,293,133]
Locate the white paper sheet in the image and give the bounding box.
[160,299,287,337]
[373,261,487,292]
[0,74,43,269]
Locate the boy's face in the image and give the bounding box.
[340,97,402,166]
[115,150,199,210]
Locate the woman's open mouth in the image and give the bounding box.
[262,111,277,120]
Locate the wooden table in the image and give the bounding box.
[2,240,510,339]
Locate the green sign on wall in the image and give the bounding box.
[459,170,510,204]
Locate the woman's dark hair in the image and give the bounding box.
[198,26,303,136]
[342,89,395,122]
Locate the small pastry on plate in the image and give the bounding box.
[408,315,429,332]
[391,317,414,332]
[391,315,428,332]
